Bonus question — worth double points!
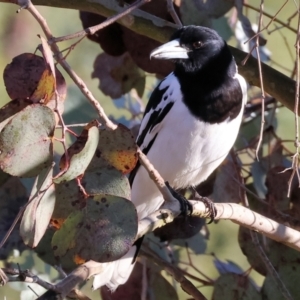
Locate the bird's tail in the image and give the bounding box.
[92,245,137,291]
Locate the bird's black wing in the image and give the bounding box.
[129,76,176,185]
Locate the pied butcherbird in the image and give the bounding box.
[93,25,247,291]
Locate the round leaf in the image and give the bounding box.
[93,124,137,174]
[92,52,145,98]
[82,167,131,200]
[0,104,55,177]
[3,53,46,100]
[52,179,85,229]
[0,177,27,259]
[3,53,66,103]
[51,194,137,263]
[213,273,261,300]
[35,227,77,273]
[0,98,34,133]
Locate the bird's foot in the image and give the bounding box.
[165,181,193,216]
[200,196,217,224]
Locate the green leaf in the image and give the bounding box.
[35,227,77,273]
[213,273,261,300]
[51,194,137,263]
[20,166,55,247]
[82,167,131,200]
[52,179,85,229]
[54,121,99,184]
[89,124,137,174]
[0,104,55,177]
[0,98,34,132]
[0,177,27,259]
[51,209,84,258]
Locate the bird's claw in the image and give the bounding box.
[200,196,217,224]
[165,181,193,216]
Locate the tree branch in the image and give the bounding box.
[3,200,299,298]
[140,248,207,300]
[137,200,300,252]
[2,0,297,114]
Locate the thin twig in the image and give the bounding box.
[183,245,214,284]
[166,0,182,26]
[140,249,207,300]
[249,231,293,300]
[51,0,151,43]
[244,2,297,34]
[285,7,300,197]
[255,1,266,160]
[2,268,55,290]
[23,0,117,130]
[245,0,289,44]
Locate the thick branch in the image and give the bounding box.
[138,200,300,252]
[2,200,299,298]
[2,0,297,114]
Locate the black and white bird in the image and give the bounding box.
[93,25,247,290]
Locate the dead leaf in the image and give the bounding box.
[92,52,145,98]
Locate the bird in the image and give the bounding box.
[93,25,247,291]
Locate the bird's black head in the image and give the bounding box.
[150,26,231,74]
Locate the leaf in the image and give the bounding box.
[34,227,77,273]
[251,140,289,198]
[251,160,268,198]
[31,36,60,105]
[82,167,131,200]
[20,166,55,247]
[51,194,137,263]
[52,209,83,258]
[262,263,300,300]
[92,52,145,98]
[90,124,137,174]
[0,104,55,177]
[3,53,46,100]
[0,98,34,132]
[52,179,85,229]
[0,177,27,260]
[213,273,261,300]
[30,68,56,103]
[213,258,244,275]
[212,156,242,203]
[238,226,267,276]
[54,121,100,184]
[265,166,291,211]
[3,53,66,106]
[180,0,234,26]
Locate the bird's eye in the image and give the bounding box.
[193,41,202,49]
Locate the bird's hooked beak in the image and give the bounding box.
[150,39,190,60]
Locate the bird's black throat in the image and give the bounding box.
[174,44,243,124]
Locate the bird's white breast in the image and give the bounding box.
[131,73,246,220]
